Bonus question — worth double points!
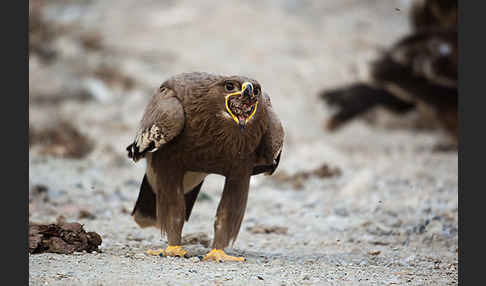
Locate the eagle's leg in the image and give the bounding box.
[202,167,251,262]
[146,166,188,258]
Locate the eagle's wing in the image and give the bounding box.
[253,92,284,176]
[127,86,185,162]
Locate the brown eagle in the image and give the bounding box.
[126,72,284,262]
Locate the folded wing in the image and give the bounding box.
[127,86,185,162]
[253,92,284,176]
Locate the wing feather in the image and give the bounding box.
[253,92,284,175]
[127,87,185,162]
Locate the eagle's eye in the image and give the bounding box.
[254,87,260,96]
[224,82,236,92]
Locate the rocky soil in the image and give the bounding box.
[29,0,457,285]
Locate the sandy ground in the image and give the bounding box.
[29,0,458,285]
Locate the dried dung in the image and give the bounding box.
[272,164,341,190]
[29,222,102,254]
[29,184,49,203]
[78,210,96,220]
[247,225,288,235]
[29,0,58,62]
[79,32,104,51]
[29,121,94,159]
[93,66,136,90]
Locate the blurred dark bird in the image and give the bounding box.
[319,0,457,144]
[410,0,458,31]
[126,72,284,262]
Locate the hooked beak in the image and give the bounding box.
[242,82,253,101]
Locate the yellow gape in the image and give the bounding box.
[225,82,259,125]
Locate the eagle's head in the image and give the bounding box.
[224,81,260,130]
[207,76,261,131]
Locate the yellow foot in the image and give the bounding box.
[201,249,246,262]
[146,245,188,258]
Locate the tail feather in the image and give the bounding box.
[132,175,157,228]
[184,181,204,221]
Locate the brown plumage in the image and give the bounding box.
[410,0,458,31]
[126,72,284,261]
[319,0,457,144]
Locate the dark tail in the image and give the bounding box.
[184,181,204,221]
[320,83,416,130]
[132,174,205,228]
[132,175,157,228]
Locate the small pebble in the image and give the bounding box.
[368,250,381,256]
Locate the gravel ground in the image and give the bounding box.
[29,0,458,285]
